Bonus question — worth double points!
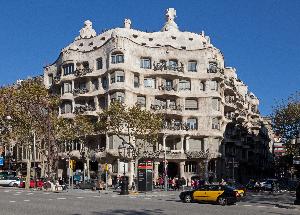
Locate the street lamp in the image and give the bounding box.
[118,142,129,195]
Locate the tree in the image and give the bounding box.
[271,91,300,155]
[97,101,162,183]
[0,78,60,188]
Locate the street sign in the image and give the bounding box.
[0,157,4,166]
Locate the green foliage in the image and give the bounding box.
[97,101,162,155]
[271,91,300,155]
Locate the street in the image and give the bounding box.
[0,188,299,215]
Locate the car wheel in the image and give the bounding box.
[184,194,192,203]
[217,197,227,206]
[13,183,18,188]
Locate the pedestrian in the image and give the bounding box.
[131,181,135,191]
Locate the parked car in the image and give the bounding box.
[0,176,21,187]
[75,180,105,190]
[261,179,278,191]
[179,185,238,206]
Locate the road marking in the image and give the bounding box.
[48,199,53,201]
[44,193,50,195]
[93,196,101,198]
[112,195,117,198]
[13,194,20,196]
[57,197,66,200]
[243,205,252,207]
[24,200,30,202]
[257,205,266,208]
[144,198,151,200]
[9,201,16,203]
[4,190,10,193]
[130,196,137,199]
[26,193,33,195]
[76,197,84,199]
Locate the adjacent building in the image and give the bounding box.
[43,8,272,184]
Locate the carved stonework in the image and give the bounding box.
[76,20,96,40]
[161,8,179,32]
[185,150,209,159]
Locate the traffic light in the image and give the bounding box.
[69,159,76,170]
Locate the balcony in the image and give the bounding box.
[162,120,190,131]
[153,61,184,73]
[150,103,183,111]
[158,84,177,92]
[74,105,96,114]
[225,112,235,120]
[73,88,89,96]
[74,68,93,77]
[53,75,61,84]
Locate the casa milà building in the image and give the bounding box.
[44,8,272,185]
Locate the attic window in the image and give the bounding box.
[141,43,146,46]
[156,44,161,46]
[101,37,105,40]
[171,36,176,40]
[189,38,193,41]
[133,34,138,38]
[89,42,93,46]
[149,38,153,41]
[79,43,83,47]
[181,46,186,50]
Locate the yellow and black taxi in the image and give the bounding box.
[179,185,239,206]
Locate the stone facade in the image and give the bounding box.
[43,8,272,184]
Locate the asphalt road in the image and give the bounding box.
[0,188,299,215]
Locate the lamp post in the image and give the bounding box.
[118,142,129,195]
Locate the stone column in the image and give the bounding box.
[179,161,185,179]
[107,163,113,186]
[94,96,99,111]
[128,160,135,187]
[204,159,209,181]
[117,159,122,177]
[180,135,184,153]
[185,136,190,151]
[105,133,109,150]
[153,161,160,181]
[86,157,90,180]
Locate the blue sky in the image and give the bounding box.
[0,0,299,116]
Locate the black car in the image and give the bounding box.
[179,185,238,206]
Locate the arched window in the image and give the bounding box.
[187,118,197,130]
[140,57,151,69]
[111,52,124,64]
[185,99,198,110]
[188,60,197,72]
[212,117,220,130]
[96,57,103,70]
[61,101,72,114]
[178,79,191,91]
[200,81,206,91]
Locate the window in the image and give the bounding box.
[185,99,198,110]
[48,74,53,86]
[137,96,146,107]
[63,82,72,93]
[111,71,124,83]
[200,81,206,91]
[188,61,197,72]
[134,75,139,88]
[212,117,220,130]
[178,80,191,91]
[99,97,106,109]
[92,79,99,90]
[61,101,72,114]
[144,78,156,88]
[111,52,124,64]
[111,92,125,103]
[212,98,220,111]
[208,61,218,73]
[140,58,151,69]
[169,59,178,70]
[102,77,108,89]
[210,80,218,91]
[184,161,197,173]
[187,118,197,130]
[96,58,103,70]
[63,63,74,75]
[76,82,86,90]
